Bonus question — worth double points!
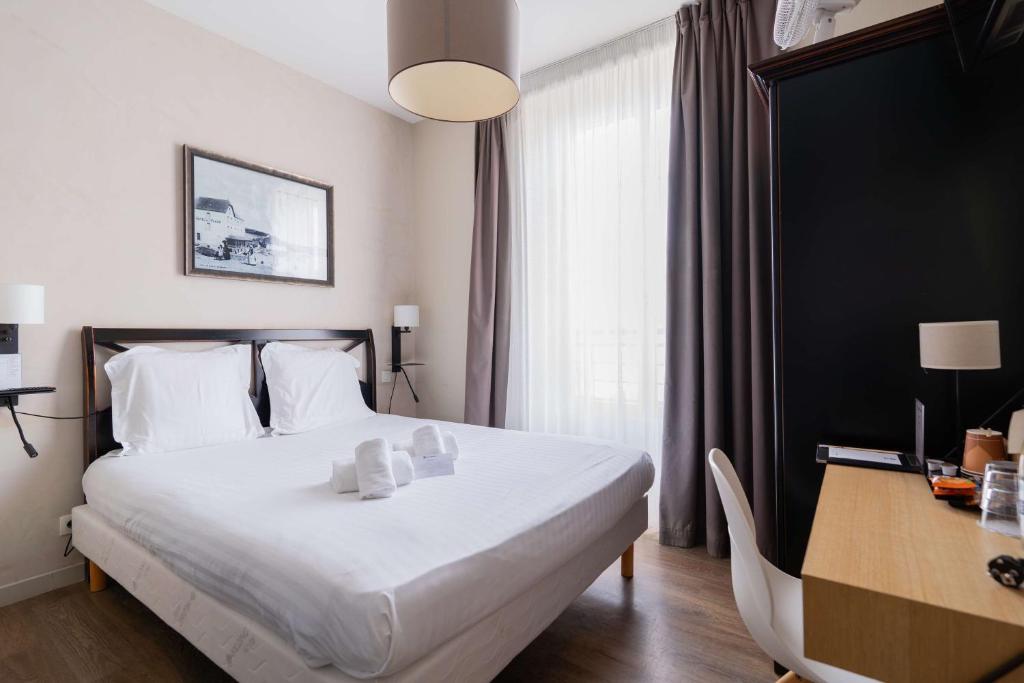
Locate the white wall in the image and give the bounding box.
[410,122,475,423]
[836,0,940,33]
[797,0,940,47]
[0,0,417,604]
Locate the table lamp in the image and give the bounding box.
[919,320,1001,447]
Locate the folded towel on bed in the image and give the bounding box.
[331,450,413,494]
[413,424,445,456]
[354,438,397,499]
[394,427,460,460]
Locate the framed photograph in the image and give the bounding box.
[184,146,334,286]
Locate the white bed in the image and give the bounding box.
[75,413,653,682]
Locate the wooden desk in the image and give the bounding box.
[803,465,1024,682]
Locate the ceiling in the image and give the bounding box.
[144,0,682,123]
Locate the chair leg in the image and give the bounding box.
[88,560,108,593]
[620,543,634,579]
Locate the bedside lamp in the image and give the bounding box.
[391,305,421,406]
[0,284,49,457]
[392,304,420,372]
[0,283,45,354]
[919,320,1000,448]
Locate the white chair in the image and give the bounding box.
[707,448,875,683]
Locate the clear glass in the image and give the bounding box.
[979,460,1020,537]
[1019,457,1024,542]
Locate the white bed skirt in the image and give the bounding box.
[72,498,646,682]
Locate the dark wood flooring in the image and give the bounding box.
[0,533,771,682]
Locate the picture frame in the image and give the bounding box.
[183,145,334,287]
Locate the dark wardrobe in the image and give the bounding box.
[751,7,1024,575]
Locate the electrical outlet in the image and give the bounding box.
[58,514,72,537]
[381,370,394,384]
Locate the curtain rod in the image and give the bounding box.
[523,12,679,80]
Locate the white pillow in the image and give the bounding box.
[105,345,264,455]
[260,342,372,435]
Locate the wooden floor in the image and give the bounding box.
[0,533,772,682]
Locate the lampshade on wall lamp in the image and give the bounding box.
[0,284,45,346]
[386,0,520,122]
[0,283,45,324]
[394,304,420,329]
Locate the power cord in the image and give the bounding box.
[63,533,75,558]
[400,366,420,403]
[3,404,99,458]
[387,366,420,413]
[6,402,37,457]
[14,410,99,420]
[388,374,399,413]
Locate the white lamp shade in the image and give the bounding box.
[387,0,520,122]
[919,320,1000,370]
[0,284,44,324]
[394,305,420,328]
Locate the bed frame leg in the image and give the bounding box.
[620,543,634,579]
[88,560,108,593]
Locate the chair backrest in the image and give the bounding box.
[708,448,803,673]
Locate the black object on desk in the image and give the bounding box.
[815,443,922,473]
[1,386,56,458]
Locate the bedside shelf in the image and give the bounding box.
[0,386,56,407]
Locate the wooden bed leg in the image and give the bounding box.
[776,672,802,682]
[88,560,108,593]
[620,543,634,579]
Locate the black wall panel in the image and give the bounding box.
[774,32,1024,574]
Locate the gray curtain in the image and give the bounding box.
[464,119,511,428]
[660,0,778,558]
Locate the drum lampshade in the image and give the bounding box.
[387,0,520,122]
[0,284,44,324]
[919,320,1001,370]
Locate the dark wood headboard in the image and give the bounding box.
[81,327,377,468]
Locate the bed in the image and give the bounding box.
[73,327,653,682]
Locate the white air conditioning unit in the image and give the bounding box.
[774,0,861,50]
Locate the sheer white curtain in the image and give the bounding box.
[505,20,674,523]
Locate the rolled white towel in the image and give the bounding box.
[391,450,414,485]
[442,432,459,459]
[331,450,413,493]
[355,438,396,499]
[394,429,460,460]
[412,424,445,456]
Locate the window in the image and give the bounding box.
[505,20,675,524]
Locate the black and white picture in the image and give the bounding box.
[184,146,334,286]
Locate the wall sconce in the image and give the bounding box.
[0,283,45,352]
[392,305,419,372]
[391,305,421,407]
[0,284,53,457]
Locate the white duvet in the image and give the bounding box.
[82,414,654,679]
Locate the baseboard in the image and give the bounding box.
[0,563,84,608]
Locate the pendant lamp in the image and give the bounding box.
[387,0,520,122]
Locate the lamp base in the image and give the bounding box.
[0,323,17,354]
[0,324,17,407]
[391,325,411,373]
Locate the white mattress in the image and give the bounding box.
[72,498,648,683]
[81,414,654,679]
